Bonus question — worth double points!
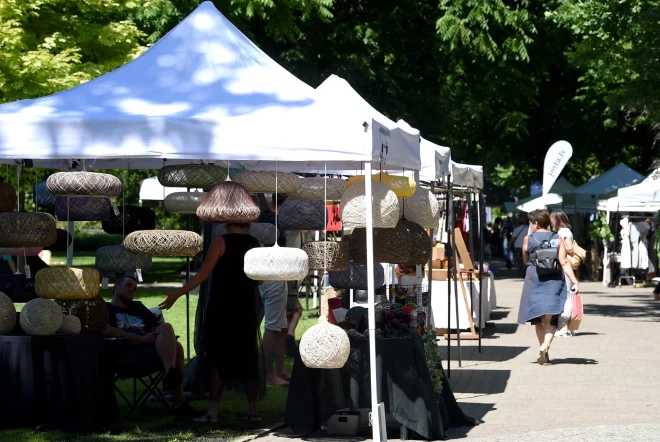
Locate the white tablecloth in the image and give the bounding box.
[429,273,496,330]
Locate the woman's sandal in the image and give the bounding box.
[193,414,219,424]
[537,344,547,365]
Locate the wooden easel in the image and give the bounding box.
[444,228,479,340]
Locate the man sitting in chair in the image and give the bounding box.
[103,275,196,416]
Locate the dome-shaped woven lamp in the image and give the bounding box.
[196,181,260,223]
[290,177,346,201]
[213,223,277,246]
[95,245,153,276]
[164,192,208,214]
[55,197,111,221]
[57,296,108,334]
[232,172,302,194]
[0,247,43,256]
[299,321,350,369]
[346,174,417,198]
[340,181,399,229]
[303,241,349,271]
[44,228,72,252]
[35,267,101,300]
[244,246,309,281]
[157,164,228,188]
[0,212,57,247]
[0,183,17,213]
[399,187,440,228]
[278,199,326,231]
[34,180,57,209]
[46,171,122,197]
[328,261,385,290]
[20,298,63,336]
[101,205,156,235]
[402,220,432,265]
[0,274,37,303]
[124,230,203,257]
[350,220,431,265]
[58,315,82,335]
[0,291,16,335]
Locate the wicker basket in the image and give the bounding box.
[213,222,277,246]
[95,245,153,276]
[0,291,16,335]
[328,261,385,290]
[46,171,122,197]
[399,187,440,228]
[278,199,326,231]
[44,228,72,252]
[35,267,101,300]
[232,172,302,194]
[196,182,260,223]
[124,230,203,257]
[303,241,349,271]
[102,205,156,235]
[55,197,111,221]
[0,183,17,213]
[300,321,350,369]
[33,180,57,209]
[290,177,346,201]
[58,315,82,334]
[346,174,417,198]
[0,274,37,303]
[350,220,431,265]
[164,191,207,214]
[244,245,309,281]
[340,181,399,229]
[157,164,228,188]
[20,298,63,336]
[57,296,109,334]
[0,212,57,248]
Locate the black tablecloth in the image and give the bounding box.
[284,336,477,440]
[0,333,118,429]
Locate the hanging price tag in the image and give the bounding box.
[111,201,120,216]
[102,277,109,289]
[24,265,31,279]
[136,268,143,282]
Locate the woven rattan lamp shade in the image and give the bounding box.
[290,177,346,201]
[124,230,203,257]
[57,296,109,334]
[44,229,72,252]
[157,164,228,188]
[58,315,82,335]
[0,183,17,213]
[232,172,302,194]
[20,298,63,336]
[35,267,101,300]
[102,205,156,235]
[95,245,153,276]
[196,182,260,223]
[55,197,111,221]
[278,199,326,231]
[213,223,277,246]
[0,274,37,302]
[244,245,309,281]
[0,247,43,256]
[303,241,349,271]
[340,181,399,229]
[346,174,417,198]
[328,261,385,290]
[0,292,16,335]
[300,321,350,369]
[46,171,122,197]
[399,187,440,229]
[164,192,207,214]
[350,220,431,265]
[0,212,57,248]
[34,180,57,209]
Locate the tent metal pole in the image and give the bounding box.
[478,191,484,352]
[186,210,191,361]
[428,182,435,331]
[446,178,452,378]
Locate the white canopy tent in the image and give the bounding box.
[517,193,563,212]
[451,161,484,189]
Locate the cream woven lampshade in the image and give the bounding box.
[300,321,350,369]
[399,187,440,228]
[20,298,63,336]
[278,199,326,231]
[303,241,349,271]
[213,223,277,246]
[328,261,385,289]
[164,191,207,214]
[0,291,16,335]
[346,174,417,198]
[196,182,261,223]
[58,315,82,335]
[0,183,17,213]
[244,245,309,281]
[350,220,431,265]
[0,212,57,248]
[0,247,43,256]
[46,171,122,197]
[35,267,101,300]
[290,177,346,201]
[232,172,302,194]
[55,197,112,221]
[339,181,399,229]
[124,230,203,257]
[34,180,57,209]
[95,245,153,276]
[157,164,228,188]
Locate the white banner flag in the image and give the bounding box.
[543,140,573,195]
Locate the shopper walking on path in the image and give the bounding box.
[551,210,576,337]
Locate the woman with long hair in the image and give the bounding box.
[551,210,576,337]
[520,209,579,365]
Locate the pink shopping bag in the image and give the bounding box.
[568,293,583,330]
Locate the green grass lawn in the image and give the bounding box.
[4,251,321,441]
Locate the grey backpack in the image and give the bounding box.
[530,234,561,275]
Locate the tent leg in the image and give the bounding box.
[478,191,484,353]
[446,180,452,377]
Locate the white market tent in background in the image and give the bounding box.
[517,193,563,212]
[451,161,484,189]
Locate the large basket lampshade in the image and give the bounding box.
[213,223,277,246]
[244,246,309,281]
[278,199,326,231]
[124,230,203,257]
[0,274,37,303]
[33,180,57,209]
[232,172,302,194]
[0,291,16,335]
[346,174,417,198]
[35,267,101,300]
[0,183,17,213]
[303,241,349,271]
[57,296,109,334]
[196,182,260,223]
[46,171,122,197]
[102,205,156,235]
[399,187,440,228]
[20,298,63,336]
[157,164,228,188]
[0,212,57,248]
[290,177,346,201]
[339,181,399,229]
[299,321,350,369]
[55,197,112,221]
[328,261,385,290]
[350,219,431,264]
[164,192,208,214]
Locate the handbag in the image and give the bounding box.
[567,293,583,331]
[568,242,587,271]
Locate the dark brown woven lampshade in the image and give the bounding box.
[0,274,37,303]
[56,296,109,334]
[101,205,156,235]
[55,197,111,221]
[278,199,326,231]
[328,261,385,290]
[196,181,260,223]
[350,219,431,265]
[0,212,57,248]
[0,183,17,213]
[303,241,349,271]
[157,164,228,188]
[33,180,57,209]
[46,171,122,197]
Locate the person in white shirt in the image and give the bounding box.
[551,210,576,337]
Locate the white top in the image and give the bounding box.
[557,227,573,239]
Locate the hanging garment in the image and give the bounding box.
[630,222,641,269]
[620,218,632,269]
[634,221,650,270]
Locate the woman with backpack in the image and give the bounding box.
[518,209,579,365]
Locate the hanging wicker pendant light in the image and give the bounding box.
[244,245,309,281]
[346,174,417,198]
[0,183,17,213]
[300,321,350,369]
[278,199,326,231]
[340,181,399,229]
[213,223,277,246]
[196,181,260,223]
[95,245,153,276]
[290,177,346,201]
[303,241,349,271]
[124,230,203,257]
[157,164,228,188]
[328,261,385,290]
[0,212,57,247]
[232,172,302,194]
[350,219,431,265]
[102,205,156,235]
[20,298,63,336]
[0,274,37,303]
[55,197,112,221]
[399,187,440,228]
[0,292,16,335]
[46,171,122,197]
[35,267,101,300]
[164,191,208,214]
[33,180,57,209]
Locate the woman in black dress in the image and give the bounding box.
[160,223,261,423]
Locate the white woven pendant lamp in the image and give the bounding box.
[124,230,203,257]
[244,245,309,281]
[340,181,399,229]
[46,171,122,197]
[20,298,63,336]
[399,187,440,228]
[299,321,350,369]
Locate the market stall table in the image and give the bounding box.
[430,273,497,330]
[284,336,477,440]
